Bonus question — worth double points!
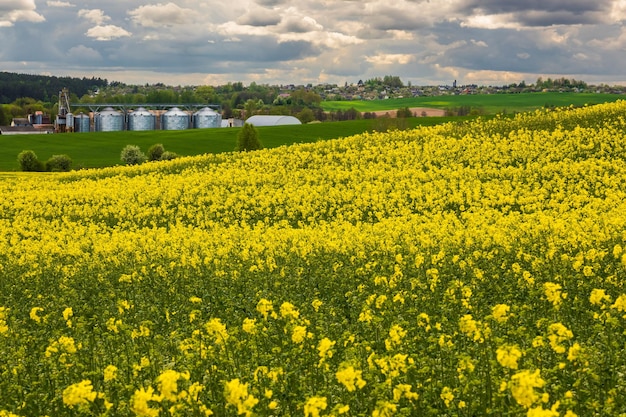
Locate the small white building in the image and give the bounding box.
[245,115,302,127]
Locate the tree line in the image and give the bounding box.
[0,72,107,104]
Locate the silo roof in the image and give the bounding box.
[131,107,153,116]
[194,107,219,115]
[164,107,188,116]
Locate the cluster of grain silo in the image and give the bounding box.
[94,107,125,132]
[162,107,190,130]
[193,107,222,128]
[128,107,156,131]
[74,113,90,132]
[79,106,222,132]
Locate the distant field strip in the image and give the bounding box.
[321,92,623,113]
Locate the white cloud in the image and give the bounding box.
[471,39,488,47]
[388,30,414,41]
[67,45,102,61]
[461,13,522,29]
[86,25,132,41]
[0,0,45,27]
[365,53,415,65]
[610,0,626,21]
[47,1,74,7]
[78,9,110,25]
[588,27,626,50]
[128,3,195,28]
[277,30,363,48]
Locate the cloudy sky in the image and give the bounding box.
[1,0,626,86]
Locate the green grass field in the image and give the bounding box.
[0,117,459,171]
[1,92,622,171]
[322,92,623,113]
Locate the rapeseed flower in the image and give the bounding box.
[62,380,97,407]
[440,387,454,407]
[543,283,566,307]
[303,396,327,417]
[336,365,366,391]
[279,301,300,320]
[527,402,560,417]
[131,386,162,417]
[256,298,276,319]
[291,325,308,344]
[224,379,258,417]
[491,304,510,323]
[157,369,190,402]
[358,307,373,323]
[567,343,582,362]
[29,307,43,323]
[0,307,8,334]
[311,299,323,312]
[242,318,257,334]
[103,365,118,382]
[205,318,229,344]
[385,324,407,350]
[317,337,335,366]
[372,401,397,417]
[589,288,611,306]
[62,307,73,327]
[509,369,545,408]
[496,344,523,369]
[547,323,573,354]
[131,324,151,339]
[393,383,418,401]
[459,314,482,342]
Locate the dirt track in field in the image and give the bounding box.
[370,107,446,118]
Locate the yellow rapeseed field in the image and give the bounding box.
[1,101,626,416]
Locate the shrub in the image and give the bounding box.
[373,116,408,132]
[45,154,72,172]
[160,151,179,161]
[396,107,413,118]
[17,150,44,172]
[147,144,165,161]
[236,123,262,152]
[120,145,146,165]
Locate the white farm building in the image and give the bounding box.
[245,115,302,126]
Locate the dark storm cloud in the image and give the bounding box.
[364,7,428,31]
[457,0,612,25]
[236,9,281,26]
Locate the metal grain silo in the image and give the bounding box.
[193,107,222,128]
[161,107,190,130]
[95,107,124,132]
[128,107,156,131]
[65,113,74,132]
[74,113,90,132]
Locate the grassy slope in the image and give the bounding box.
[0,117,459,171]
[1,92,622,171]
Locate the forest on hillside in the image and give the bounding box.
[0,72,108,104]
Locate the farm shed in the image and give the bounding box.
[0,126,54,135]
[245,115,302,126]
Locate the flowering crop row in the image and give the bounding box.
[1,102,626,416]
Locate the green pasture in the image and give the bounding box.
[322,92,623,114]
[2,92,621,171]
[0,117,458,171]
